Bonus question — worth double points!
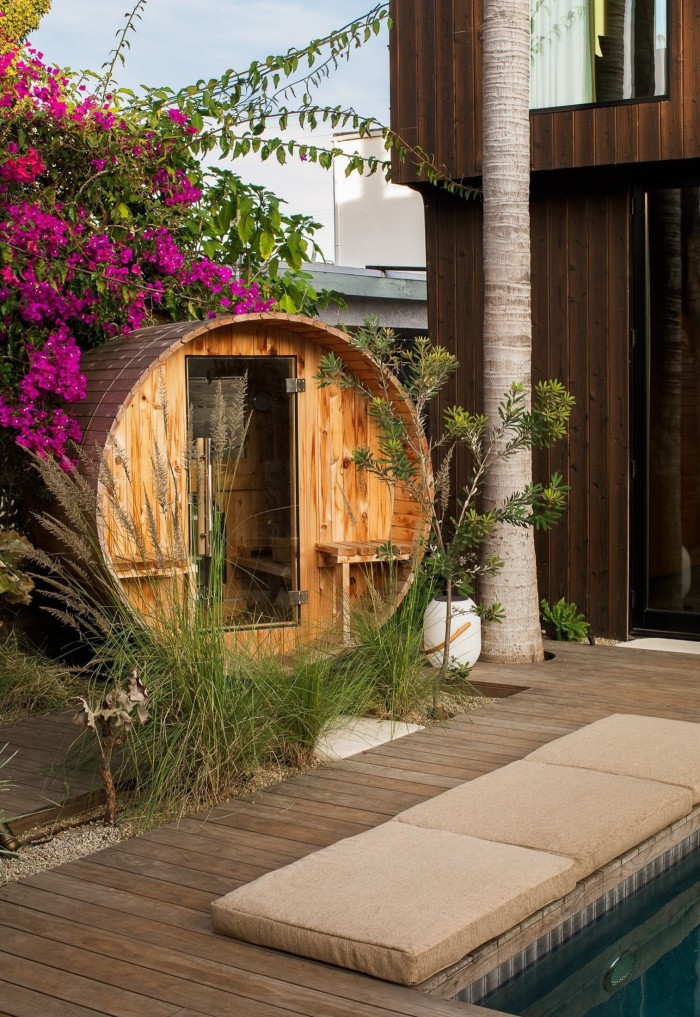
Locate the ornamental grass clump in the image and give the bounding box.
[27,385,374,820]
[334,570,438,721]
[69,614,375,820]
[0,628,81,723]
[26,395,251,818]
[274,647,375,767]
[87,618,370,819]
[93,620,275,818]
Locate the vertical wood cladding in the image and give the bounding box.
[391,0,696,181]
[423,186,631,639]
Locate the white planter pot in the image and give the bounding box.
[423,595,481,669]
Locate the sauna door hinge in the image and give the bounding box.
[631,459,637,480]
[630,328,637,353]
[630,589,636,609]
[285,378,306,394]
[288,590,309,606]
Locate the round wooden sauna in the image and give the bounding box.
[74,312,428,651]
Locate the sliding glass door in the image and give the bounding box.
[634,187,700,635]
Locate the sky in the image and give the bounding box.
[31,1,391,258]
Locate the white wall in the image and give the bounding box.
[333,134,426,269]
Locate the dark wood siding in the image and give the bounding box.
[391,0,697,181]
[422,185,631,639]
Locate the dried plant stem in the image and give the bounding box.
[98,725,118,825]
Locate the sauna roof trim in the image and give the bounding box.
[72,311,418,456]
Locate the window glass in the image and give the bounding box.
[186,356,300,630]
[530,0,667,110]
[645,188,700,622]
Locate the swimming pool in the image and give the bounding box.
[456,840,700,1016]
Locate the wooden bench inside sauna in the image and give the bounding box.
[74,312,428,651]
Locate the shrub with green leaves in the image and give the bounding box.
[316,318,575,675]
[540,597,590,641]
[0,531,34,607]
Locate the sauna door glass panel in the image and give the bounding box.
[187,356,299,628]
[530,0,667,110]
[640,188,700,634]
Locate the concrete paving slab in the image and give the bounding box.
[618,637,700,655]
[316,717,424,762]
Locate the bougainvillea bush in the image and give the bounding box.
[0,33,285,469]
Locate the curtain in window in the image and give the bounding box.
[530,0,596,109]
[531,0,667,110]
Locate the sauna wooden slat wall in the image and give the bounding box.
[423,187,631,639]
[75,314,430,654]
[391,0,696,181]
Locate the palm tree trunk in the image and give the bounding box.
[480,0,544,663]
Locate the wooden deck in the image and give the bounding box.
[1,640,699,1017]
[0,710,104,835]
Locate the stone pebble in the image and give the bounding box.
[0,820,126,886]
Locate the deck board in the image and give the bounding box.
[1,640,700,1016]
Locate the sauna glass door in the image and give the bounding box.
[633,187,700,636]
[187,356,300,628]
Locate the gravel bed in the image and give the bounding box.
[0,701,496,888]
[0,818,128,886]
[0,761,304,888]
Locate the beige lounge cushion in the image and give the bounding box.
[526,714,700,802]
[393,760,692,880]
[211,822,577,985]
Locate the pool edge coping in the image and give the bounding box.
[418,802,700,1000]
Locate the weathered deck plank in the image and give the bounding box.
[1,641,700,1016]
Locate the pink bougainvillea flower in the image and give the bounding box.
[0,42,274,467]
[166,108,189,125]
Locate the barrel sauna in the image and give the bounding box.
[73,312,428,652]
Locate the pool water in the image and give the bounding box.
[464,848,700,1017]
